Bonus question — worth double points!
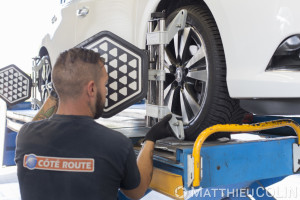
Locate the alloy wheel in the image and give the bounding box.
[163,26,208,125]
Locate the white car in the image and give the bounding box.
[35,0,300,140]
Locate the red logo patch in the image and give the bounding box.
[23,154,94,172]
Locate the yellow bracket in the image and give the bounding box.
[192,119,300,187]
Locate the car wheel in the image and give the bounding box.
[38,55,53,104]
[164,5,246,140]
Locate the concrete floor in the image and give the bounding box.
[0,166,171,200]
[0,166,20,200]
[1,166,300,200]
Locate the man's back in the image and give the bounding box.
[15,114,140,200]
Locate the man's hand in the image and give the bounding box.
[144,114,174,143]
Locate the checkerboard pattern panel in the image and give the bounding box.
[77,31,148,118]
[90,40,140,108]
[0,65,32,105]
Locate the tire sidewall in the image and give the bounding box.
[167,6,227,140]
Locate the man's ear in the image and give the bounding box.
[87,81,96,97]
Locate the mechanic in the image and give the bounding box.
[15,48,174,200]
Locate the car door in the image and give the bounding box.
[75,0,139,46]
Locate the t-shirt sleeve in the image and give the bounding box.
[120,144,140,190]
[14,122,30,163]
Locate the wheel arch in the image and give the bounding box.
[38,46,57,67]
[155,0,229,84]
[156,0,204,15]
[39,46,49,57]
[156,0,227,59]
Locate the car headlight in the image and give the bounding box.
[267,35,300,71]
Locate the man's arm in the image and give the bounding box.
[121,115,173,200]
[32,91,58,121]
[121,141,154,200]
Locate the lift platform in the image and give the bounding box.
[1,101,300,200]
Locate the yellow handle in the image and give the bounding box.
[192,119,300,187]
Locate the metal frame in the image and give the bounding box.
[146,10,187,140]
[147,134,300,199]
[146,10,187,45]
[32,56,50,109]
[192,120,300,187]
[293,143,300,173]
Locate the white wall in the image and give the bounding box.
[0,0,58,73]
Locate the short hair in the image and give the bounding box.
[52,48,104,100]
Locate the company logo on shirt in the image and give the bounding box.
[23,154,94,172]
[25,154,38,170]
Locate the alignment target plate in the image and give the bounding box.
[0,64,32,106]
[77,31,148,118]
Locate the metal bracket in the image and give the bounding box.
[148,69,166,81]
[201,156,203,180]
[187,154,194,187]
[31,98,42,110]
[293,143,300,173]
[146,104,169,119]
[32,56,47,72]
[146,9,187,45]
[146,10,187,140]
[166,9,187,44]
[146,104,185,140]
[169,114,185,140]
[146,31,168,45]
[31,56,48,110]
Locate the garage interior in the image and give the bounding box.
[1,0,300,200]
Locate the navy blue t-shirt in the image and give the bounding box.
[15,115,140,200]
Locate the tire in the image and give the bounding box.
[38,55,53,105]
[163,5,246,140]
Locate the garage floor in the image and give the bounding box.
[0,166,172,200]
[1,166,300,200]
[0,166,19,200]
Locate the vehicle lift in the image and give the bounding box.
[2,99,300,200]
[1,10,300,200]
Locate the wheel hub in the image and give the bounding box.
[42,80,52,92]
[175,67,183,83]
[164,24,208,126]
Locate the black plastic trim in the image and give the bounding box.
[240,98,300,115]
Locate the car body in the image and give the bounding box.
[36,0,300,139]
[41,0,300,98]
